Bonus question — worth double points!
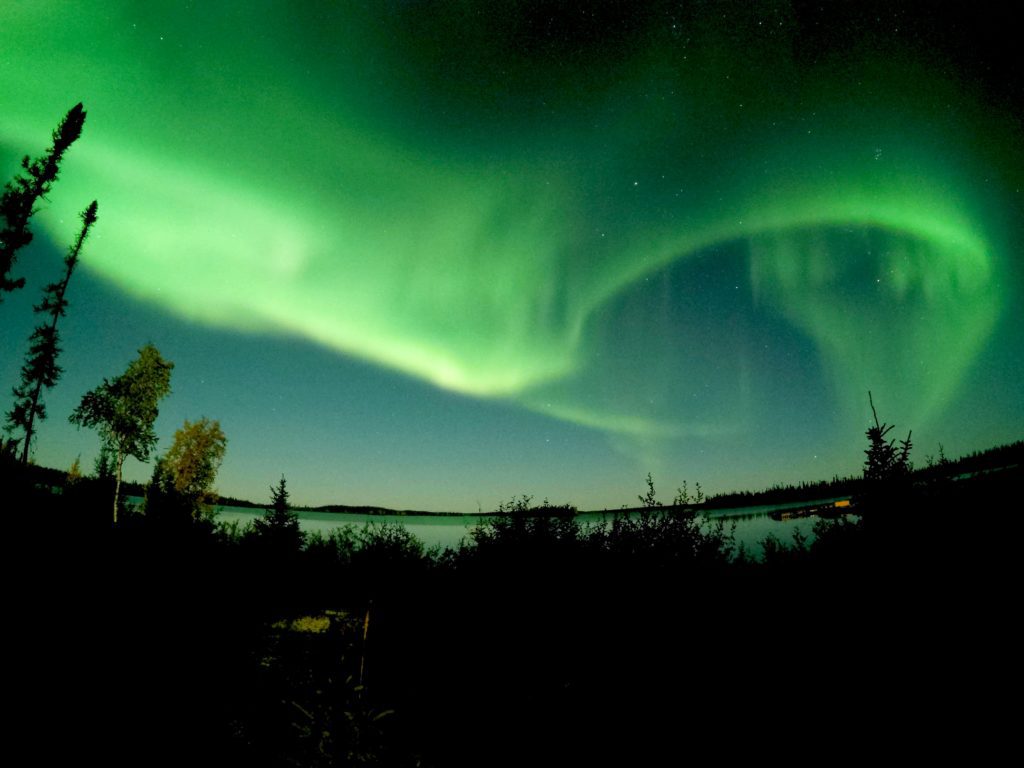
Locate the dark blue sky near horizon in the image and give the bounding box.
[2,2,1022,510]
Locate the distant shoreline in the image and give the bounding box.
[102,439,1024,517]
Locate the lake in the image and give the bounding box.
[210,498,852,556]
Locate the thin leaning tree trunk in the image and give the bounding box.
[113,450,125,525]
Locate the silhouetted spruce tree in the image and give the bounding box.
[144,456,193,525]
[94,443,115,480]
[863,391,912,484]
[0,103,86,298]
[253,475,305,551]
[69,344,174,523]
[6,201,97,463]
[860,391,914,521]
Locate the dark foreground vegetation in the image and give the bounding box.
[5,438,1020,766]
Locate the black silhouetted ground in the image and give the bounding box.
[4,453,1019,766]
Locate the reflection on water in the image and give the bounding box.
[211,498,850,557]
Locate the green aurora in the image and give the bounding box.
[1,3,1019,492]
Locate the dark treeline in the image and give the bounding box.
[916,438,1023,478]
[10,460,148,499]
[213,493,264,509]
[704,439,1022,509]
[307,504,469,517]
[704,473,862,508]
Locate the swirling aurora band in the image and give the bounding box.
[1,2,1015,455]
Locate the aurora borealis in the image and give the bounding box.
[2,2,1022,510]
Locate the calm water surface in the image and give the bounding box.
[210,498,850,556]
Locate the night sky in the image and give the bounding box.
[2,2,1022,511]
